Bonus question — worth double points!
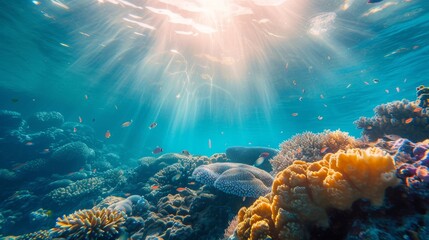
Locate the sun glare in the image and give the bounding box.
[47,0,407,133]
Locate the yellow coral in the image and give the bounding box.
[50,208,126,240]
[236,147,399,240]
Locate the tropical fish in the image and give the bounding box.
[299,97,303,101]
[259,152,270,158]
[171,173,181,181]
[317,116,323,120]
[414,108,422,113]
[153,146,163,154]
[176,187,187,192]
[368,0,383,3]
[105,130,111,139]
[254,157,265,166]
[396,87,400,93]
[151,185,159,190]
[182,150,190,156]
[383,134,401,141]
[149,122,158,129]
[73,127,77,133]
[291,113,298,117]
[320,147,329,154]
[84,94,88,100]
[121,120,133,127]
[405,118,413,124]
[373,79,379,83]
[208,139,212,149]
[78,116,82,123]
[25,142,34,146]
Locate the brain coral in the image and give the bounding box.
[48,141,94,174]
[27,111,64,131]
[271,130,360,174]
[235,147,399,240]
[192,163,273,198]
[50,208,126,240]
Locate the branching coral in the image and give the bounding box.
[354,87,429,142]
[270,130,360,174]
[50,208,126,240]
[236,147,399,240]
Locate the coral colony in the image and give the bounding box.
[1,86,429,239]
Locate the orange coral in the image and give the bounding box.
[236,147,399,240]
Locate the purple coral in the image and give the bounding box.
[192,163,273,198]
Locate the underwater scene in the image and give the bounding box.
[1,0,429,239]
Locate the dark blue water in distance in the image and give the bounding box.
[0,0,428,156]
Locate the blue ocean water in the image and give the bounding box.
[0,0,429,238]
[1,0,428,156]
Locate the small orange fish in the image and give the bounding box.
[414,108,422,113]
[291,113,298,117]
[151,185,159,190]
[176,187,187,192]
[78,116,82,123]
[149,122,158,129]
[121,120,133,127]
[105,130,111,139]
[320,147,329,154]
[405,118,413,124]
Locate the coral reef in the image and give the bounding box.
[355,87,429,142]
[50,207,126,240]
[27,111,64,131]
[394,139,429,199]
[416,85,429,111]
[225,146,279,172]
[192,162,273,198]
[46,169,126,206]
[235,147,398,240]
[48,141,95,174]
[270,130,360,174]
[0,110,23,135]
[108,195,146,215]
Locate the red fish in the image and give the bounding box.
[414,108,422,113]
[105,130,111,139]
[151,185,159,190]
[176,187,187,192]
[153,147,163,154]
[405,118,413,124]
[259,152,270,158]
